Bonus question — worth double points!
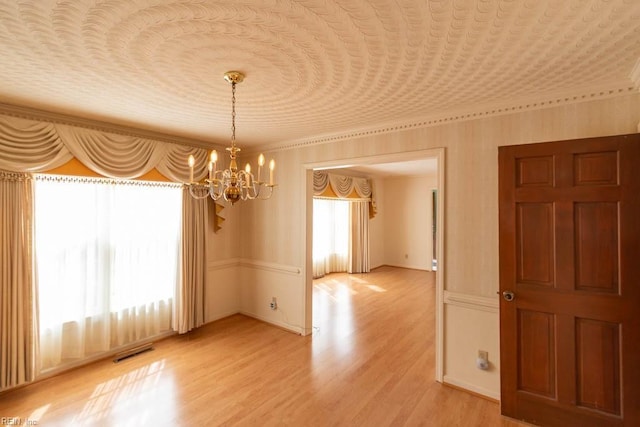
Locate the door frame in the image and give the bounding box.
[302,147,446,381]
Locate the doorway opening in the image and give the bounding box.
[303,148,446,381]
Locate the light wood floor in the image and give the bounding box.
[0,267,526,426]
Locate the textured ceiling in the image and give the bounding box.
[1,0,639,150]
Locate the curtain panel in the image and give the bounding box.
[348,201,370,274]
[0,171,38,389]
[176,190,208,334]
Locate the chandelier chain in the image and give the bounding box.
[231,81,236,147]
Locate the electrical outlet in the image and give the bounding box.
[270,297,277,310]
[476,350,489,370]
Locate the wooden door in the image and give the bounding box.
[498,134,640,426]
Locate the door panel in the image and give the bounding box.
[517,310,556,397]
[516,203,555,286]
[575,318,620,415]
[499,134,640,427]
[517,156,555,187]
[574,202,619,292]
[573,151,618,186]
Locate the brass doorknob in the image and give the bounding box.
[502,291,515,302]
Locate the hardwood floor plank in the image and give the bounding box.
[0,267,526,426]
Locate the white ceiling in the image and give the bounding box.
[1,0,639,150]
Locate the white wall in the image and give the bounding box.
[233,91,640,398]
[382,174,437,270]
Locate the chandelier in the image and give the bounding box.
[187,71,275,205]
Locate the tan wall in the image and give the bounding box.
[232,91,640,396]
[382,174,437,271]
[240,92,640,293]
[205,201,242,322]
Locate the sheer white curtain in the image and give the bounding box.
[34,176,181,371]
[0,171,38,389]
[312,198,349,278]
[0,113,211,376]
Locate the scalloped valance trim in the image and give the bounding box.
[313,171,371,199]
[313,171,377,218]
[0,114,209,182]
[0,102,212,149]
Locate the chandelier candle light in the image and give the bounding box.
[187,71,275,205]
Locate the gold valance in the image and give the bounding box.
[0,114,207,182]
[0,114,226,231]
[313,171,377,218]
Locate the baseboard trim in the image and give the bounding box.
[205,309,241,324]
[374,264,433,272]
[443,375,500,401]
[239,310,307,335]
[383,263,432,272]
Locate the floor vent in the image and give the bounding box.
[113,343,154,363]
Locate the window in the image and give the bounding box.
[312,198,349,278]
[34,176,182,370]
